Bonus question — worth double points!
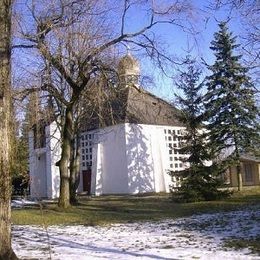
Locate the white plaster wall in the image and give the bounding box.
[98,124,128,194]
[125,124,187,194]
[149,126,168,192]
[46,123,61,199]
[29,122,61,199]
[89,124,129,195]
[91,140,103,195]
[29,131,47,198]
[90,123,186,196]
[125,123,155,193]
[28,121,188,198]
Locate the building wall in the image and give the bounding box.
[29,131,47,198]
[125,123,155,193]
[229,161,260,187]
[46,123,61,198]
[88,123,186,195]
[149,126,169,193]
[91,140,103,195]
[95,124,129,194]
[29,122,61,199]
[29,121,187,198]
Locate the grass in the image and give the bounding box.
[12,188,260,226]
[223,237,260,255]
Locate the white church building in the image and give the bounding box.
[29,54,187,199]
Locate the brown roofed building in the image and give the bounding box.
[29,54,186,198]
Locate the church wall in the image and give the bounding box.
[46,123,61,199]
[149,125,169,193]
[28,122,188,198]
[91,140,103,195]
[124,124,186,194]
[125,123,156,193]
[29,131,48,198]
[95,124,129,194]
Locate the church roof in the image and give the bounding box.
[124,85,182,126]
[84,84,183,131]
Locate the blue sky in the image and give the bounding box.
[121,0,246,101]
[13,0,248,103]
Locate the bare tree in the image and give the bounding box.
[13,0,197,208]
[0,0,18,259]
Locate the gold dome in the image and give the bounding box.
[118,54,140,77]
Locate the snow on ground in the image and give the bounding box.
[13,205,260,260]
[11,199,39,208]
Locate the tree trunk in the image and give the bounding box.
[237,164,243,191]
[0,1,18,259]
[234,141,243,192]
[58,106,74,208]
[70,134,80,204]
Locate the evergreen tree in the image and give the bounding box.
[204,22,259,191]
[171,60,228,202]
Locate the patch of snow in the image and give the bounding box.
[13,205,260,259]
[11,199,39,208]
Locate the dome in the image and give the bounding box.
[118,53,140,77]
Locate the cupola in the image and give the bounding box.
[118,53,140,86]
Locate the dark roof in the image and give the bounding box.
[240,154,260,163]
[124,85,182,126]
[83,85,182,131]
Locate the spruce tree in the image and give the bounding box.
[171,60,228,202]
[204,22,259,191]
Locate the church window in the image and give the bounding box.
[175,163,178,168]
[80,133,94,169]
[169,150,172,154]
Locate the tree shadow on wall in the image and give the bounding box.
[126,124,155,194]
